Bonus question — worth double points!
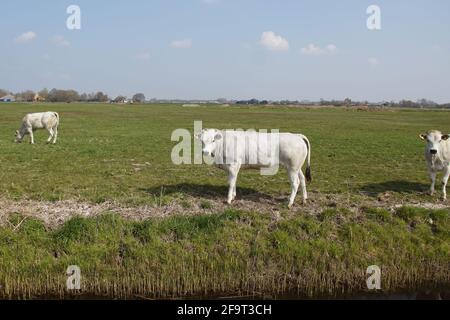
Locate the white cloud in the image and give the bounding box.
[301,44,337,55]
[326,44,337,53]
[260,31,289,51]
[14,31,36,44]
[170,39,192,49]
[52,35,70,47]
[42,53,50,60]
[368,57,379,66]
[135,52,151,60]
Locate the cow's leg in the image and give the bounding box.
[227,165,240,204]
[298,170,308,204]
[429,170,437,195]
[232,173,237,200]
[28,128,34,144]
[52,126,58,144]
[46,128,54,143]
[442,167,450,200]
[288,169,300,208]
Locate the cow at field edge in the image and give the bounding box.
[420,130,450,200]
[15,112,60,144]
[196,129,311,208]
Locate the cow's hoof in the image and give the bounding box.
[288,204,293,209]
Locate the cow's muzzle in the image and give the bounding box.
[430,149,438,155]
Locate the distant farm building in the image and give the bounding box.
[33,93,45,102]
[0,94,16,102]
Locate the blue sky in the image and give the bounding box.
[1,0,449,102]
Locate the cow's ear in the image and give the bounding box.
[419,134,427,141]
[214,132,222,141]
[442,134,449,141]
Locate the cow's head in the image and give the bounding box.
[420,130,449,155]
[195,129,222,157]
[14,130,23,143]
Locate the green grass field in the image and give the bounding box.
[0,103,449,298]
[0,103,448,204]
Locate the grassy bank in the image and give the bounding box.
[1,206,448,299]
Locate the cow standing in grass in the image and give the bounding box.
[196,129,312,208]
[15,112,60,144]
[420,130,450,200]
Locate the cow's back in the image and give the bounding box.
[24,112,58,129]
[219,131,307,168]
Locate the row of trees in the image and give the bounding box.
[236,98,356,106]
[396,99,439,108]
[1,88,449,108]
[235,98,447,108]
[0,88,146,103]
[317,98,445,108]
[235,99,269,105]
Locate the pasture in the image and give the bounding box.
[0,103,449,298]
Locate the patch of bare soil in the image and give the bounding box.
[0,192,449,229]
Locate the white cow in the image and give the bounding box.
[15,112,60,144]
[420,130,450,200]
[196,129,312,208]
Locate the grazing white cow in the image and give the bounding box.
[196,129,311,208]
[15,112,60,144]
[420,130,450,200]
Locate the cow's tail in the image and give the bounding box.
[300,135,312,183]
[53,112,60,125]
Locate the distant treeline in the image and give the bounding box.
[1,88,449,108]
[0,88,146,103]
[235,98,450,108]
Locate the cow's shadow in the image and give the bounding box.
[139,183,279,202]
[361,180,429,196]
